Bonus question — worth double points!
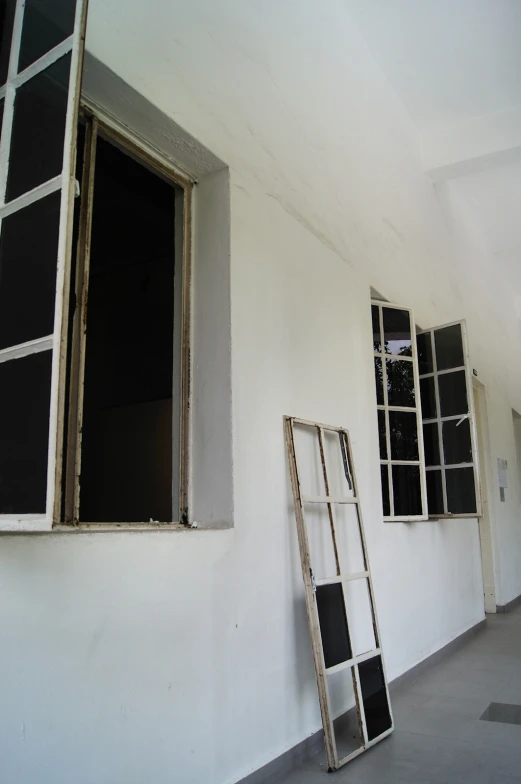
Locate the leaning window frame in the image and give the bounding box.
[60,102,195,529]
[417,319,482,519]
[371,300,428,522]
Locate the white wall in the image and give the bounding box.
[1,2,521,783]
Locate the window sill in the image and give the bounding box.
[0,521,233,534]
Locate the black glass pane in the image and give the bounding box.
[0,0,16,86]
[426,470,444,515]
[374,358,383,405]
[6,53,71,201]
[19,0,77,73]
[383,307,412,356]
[434,324,464,371]
[381,465,390,517]
[445,467,477,514]
[358,655,392,741]
[416,332,433,375]
[316,583,352,669]
[389,411,418,461]
[392,464,422,516]
[0,350,52,513]
[442,419,472,465]
[438,370,468,417]
[378,410,387,460]
[372,305,381,352]
[386,359,415,407]
[0,191,60,349]
[420,376,436,420]
[423,422,440,466]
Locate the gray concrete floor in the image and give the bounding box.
[280,605,521,783]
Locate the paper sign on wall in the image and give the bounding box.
[498,458,508,489]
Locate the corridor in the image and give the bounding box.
[280,607,521,784]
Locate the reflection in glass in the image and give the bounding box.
[18,0,77,73]
[416,331,433,375]
[378,410,387,459]
[0,190,61,350]
[0,0,16,86]
[420,376,436,419]
[6,53,71,201]
[374,358,383,405]
[386,359,415,407]
[372,305,381,352]
[392,464,422,516]
[438,370,468,417]
[434,324,464,371]
[0,350,52,513]
[426,470,444,515]
[422,422,440,466]
[442,419,472,465]
[381,465,390,516]
[383,307,412,356]
[358,655,392,741]
[316,583,352,668]
[389,410,418,461]
[445,467,476,514]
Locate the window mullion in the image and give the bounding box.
[431,329,448,514]
[379,305,393,517]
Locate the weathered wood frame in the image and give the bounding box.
[417,319,482,518]
[0,0,88,532]
[63,109,194,526]
[284,416,393,771]
[372,299,428,522]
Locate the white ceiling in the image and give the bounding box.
[348,0,521,298]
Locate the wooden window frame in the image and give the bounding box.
[61,105,194,528]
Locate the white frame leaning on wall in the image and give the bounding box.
[0,0,88,532]
[417,319,482,519]
[371,300,428,522]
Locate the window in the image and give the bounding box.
[0,0,194,530]
[62,115,190,525]
[372,301,427,520]
[371,299,481,521]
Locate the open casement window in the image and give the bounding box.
[416,321,481,518]
[0,0,88,531]
[371,301,427,521]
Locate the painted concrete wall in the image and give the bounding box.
[1,1,521,783]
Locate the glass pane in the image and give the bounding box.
[438,370,468,417]
[386,359,415,407]
[434,324,464,371]
[445,467,477,514]
[18,0,77,73]
[316,583,352,669]
[372,305,381,352]
[0,351,52,513]
[426,470,444,515]
[392,464,422,516]
[423,422,440,466]
[416,331,433,375]
[420,376,436,419]
[389,410,418,461]
[0,190,60,349]
[374,357,383,404]
[0,0,16,86]
[442,419,472,465]
[378,410,387,459]
[327,669,363,760]
[358,655,392,741]
[6,53,71,201]
[383,307,412,356]
[381,465,390,516]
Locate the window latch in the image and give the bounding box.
[74,179,80,198]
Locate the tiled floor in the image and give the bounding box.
[279,605,521,783]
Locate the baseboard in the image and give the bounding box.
[496,592,521,614]
[235,617,487,784]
